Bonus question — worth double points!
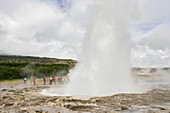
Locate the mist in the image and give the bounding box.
[41,0,145,96]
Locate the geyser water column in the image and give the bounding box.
[65,0,139,96]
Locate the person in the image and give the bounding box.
[59,77,62,84]
[61,77,63,84]
[30,75,33,85]
[53,76,56,85]
[43,76,46,85]
[24,77,27,84]
[49,76,52,85]
[33,77,36,85]
[62,77,65,84]
[57,77,60,84]
[58,77,61,84]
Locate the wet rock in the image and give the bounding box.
[8,89,15,92]
[151,106,168,110]
[24,98,30,101]
[120,106,128,110]
[2,89,7,91]
[47,102,57,106]
[27,101,40,106]
[2,95,10,99]
[60,98,92,104]
[56,103,66,107]
[66,96,72,98]
[15,90,23,93]
[1,84,170,113]
[55,99,60,102]
[45,97,59,103]
[0,104,5,109]
[23,89,30,92]
[34,109,43,113]
[20,107,27,112]
[114,107,121,111]
[4,102,14,106]
[94,99,101,102]
[13,102,19,106]
[147,109,161,113]
[63,103,96,111]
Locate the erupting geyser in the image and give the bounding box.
[65,0,139,96]
[42,0,141,96]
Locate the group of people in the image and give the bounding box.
[30,75,37,85]
[24,75,69,85]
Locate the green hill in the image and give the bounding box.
[0,55,77,80]
[0,55,76,67]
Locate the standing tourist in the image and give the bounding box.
[24,77,27,84]
[33,77,36,85]
[43,76,46,85]
[52,76,56,85]
[62,77,65,84]
[57,77,60,84]
[49,76,52,85]
[30,75,33,85]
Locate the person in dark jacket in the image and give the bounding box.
[43,76,46,85]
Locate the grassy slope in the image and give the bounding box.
[0,55,76,80]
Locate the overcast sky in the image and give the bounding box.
[0,0,170,67]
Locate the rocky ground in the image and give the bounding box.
[1,81,170,113]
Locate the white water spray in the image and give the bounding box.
[42,0,141,96]
[64,0,139,96]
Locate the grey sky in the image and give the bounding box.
[0,0,170,67]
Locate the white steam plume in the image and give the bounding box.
[64,0,141,96]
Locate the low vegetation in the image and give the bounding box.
[0,55,76,80]
[0,63,70,80]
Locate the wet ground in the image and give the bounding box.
[1,81,170,113]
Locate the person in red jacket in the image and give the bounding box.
[53,76,56,85]
[33,77,36,85]
[57,77,60,84]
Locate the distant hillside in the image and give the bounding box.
[0,55,77,80]
[0,55,77,68]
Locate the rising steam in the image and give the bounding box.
[42,0,142,96]
[63,0,140,96]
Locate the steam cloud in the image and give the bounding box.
[0,0,170,67]
[39,0,170,96]
[62,0,141,96]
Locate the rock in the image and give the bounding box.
[121,106,128,110]
[66,96,71,98]
[4,102,14,106]
[147,109,160,113]
[8,90,15,92]
[0,104,5,109]
[23,89,29,92]
[114,107,121,111]
[24,98,29,101]
[34,109,43,113]
[16,90,23,93]
[2,89,7,91]
[56,103,65,107]
[55,99,60,102]
[2,95,10,99]
[152,106,169,110]
[95,99,100,102]
[13,102,19,106]
[47,102,57,106]
[20,107,27,112]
